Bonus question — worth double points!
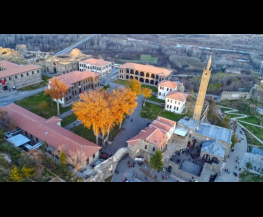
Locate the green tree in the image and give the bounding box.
[10,167,24,182]
[149,150,163,176]
[231,133,238,148]
[59,152,67,167]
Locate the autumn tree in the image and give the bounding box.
[0,109,16,132]
[141,87,152,106]
[44,77,68,116]
[67,149,86,172]
[10,167,24,182]
[39,101,48,114]
[72,90,109,145]
[21,166,35,181]
[127,78,141,95]
[149,150,163,176]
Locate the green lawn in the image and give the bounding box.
[220,108,234,112]
[148,95,165,103]
[226,114,244,118]
[61,114,77,127]
[140,102,164,121]
[241,123,263,141]
[114,79,158,93]
[159,111,187,122]
[240,117,262,125]
[245,131,263,147]
[18,75,50,91]
[239,170,263,182]
[15,92,72,119]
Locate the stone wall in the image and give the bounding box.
[220,91,251,101]
[250,84,263,103]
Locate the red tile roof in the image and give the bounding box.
[166,91,188,102]
[119,62,172,77]
[0,60,19,70]
[0,64,41,78]
[1,104,101,160]
[49,70,101,88]
[156,116,177,128]
[159,80,178,89]
[81,58,111,66]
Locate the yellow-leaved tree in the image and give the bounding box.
[72,90,109,145]
[127,78,141,95]
[141,87,152,106]
[44,77,68,116]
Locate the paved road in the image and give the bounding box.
[216,121,247,182]
[55,34,98,56]
[0,87,46,108]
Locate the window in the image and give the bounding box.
[170,105,172,109]
[37,70,39,73]
[179,102,180,105]
[170,89,172,91]
[167,88,169,91]
[177,107,179,111]
[153,148,155,152]
[70,96,72,100]
[167,105,169,108]
[145,145,147,150]
[159,92,161,96]
[15,75,18,79]
[9,77,12,81]
[79,82,81,86]
[21,74,23,78]
[32,71,34,75]
[174,106,176,110]
[93,154,96,159]
[167,99,169,102]
[66,97,68,102]
[27,72,29,76]
[36,138,38,142]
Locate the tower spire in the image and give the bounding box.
[206,54,212,70]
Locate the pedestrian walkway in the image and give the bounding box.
[238,120,263,128]
[58,110,73,119]
[145,99,164,106]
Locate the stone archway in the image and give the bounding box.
[140,78,144,83]
[93,147,132,181]
[126,75,129,79]
[145,79,149,84]
[150,80,154,85]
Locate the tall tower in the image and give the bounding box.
[193,55,212,121]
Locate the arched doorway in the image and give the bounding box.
[155,81,158,85]
[126,69,129,74]
[135,71,139,75]
[135,77,138,80]
[53,67,57,74]
[140,78,144,83]
[150,80,154,85]
[130,76,134,79]
[145,79,149,84]
[126,75,129,79]
[146,73,149,78]
[151,74,155,79]
[130,70,134,74]
[140,72,144,77]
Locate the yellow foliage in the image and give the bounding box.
[21,166,36,179]
[127,79,141,95]
[10,167,24,182]
[44,77,68,100]
[141,88,152,99]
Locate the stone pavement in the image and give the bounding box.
[215,121,247,182]
[58,110,73,119]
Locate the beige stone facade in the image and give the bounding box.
[119,63,172,86]
[44,49,92,75]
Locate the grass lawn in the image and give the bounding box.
[245,131,263,147]
[159,111,188,122]
[241,123,263,141]
[61,114,78,127]
[239,170,263,182]
[148,95,165,103]
[240,117,262,125]
[226,114,244,118]
[15,92,72,119]
[220,108,234,112]
[114,79,158,93]
[140,102,164,121]
[18,75,50,91]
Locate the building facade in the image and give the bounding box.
[158,80,178,100]
[48,70,101,106]
[79,58,112,77]
[127,116,176,162]
[165,91,188,114]
[2,104,101,168]
[44,49,92,75]
[0,60,42,91]
[119,62,172,86]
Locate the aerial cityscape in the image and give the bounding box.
[0,34,263,182]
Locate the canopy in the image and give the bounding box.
[7,134,31,147]
[174,127,188,137]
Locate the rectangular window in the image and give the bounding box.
[37,70,39,73]
[168,99,169,102]
[167,88,169,91]
[79,82,81,86]
[153,148,155,152]
[167,105,169,108]
[36,138,39,142]
[178,102,181,105]
[9,77,12,81]
[21,74,23,77]
[93,154,96,159]
[145,145,147,150]
[27,73,29,76]
[32,71,34,74]
[66,97,68,102]
[70,96,72,100]
[174,106,176,110]
[15,75,18,79]
[170,105,172,109]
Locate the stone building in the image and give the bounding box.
[48,70,101,106]
[158,80,178,100]
[177,117,233,162]
[2,104,101,168]
[127,116,176,162]
[15,44,28,56]
[44,48,92,75]
[0,60,42,91]
[165,91,188,114]
[79,58,112,77]
[119,62,172,86]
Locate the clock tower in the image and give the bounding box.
[193,55,212,121]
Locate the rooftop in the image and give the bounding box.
[201,140,226,158]
[166,91,188,102]
[81,58,111,66]
[119,62,172,77]
[49,70,100,88]
[0,60,19,70]
[178,118,233,143]
[159,80,178,89]
[0,64,41,78]
[1,104,101,160]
